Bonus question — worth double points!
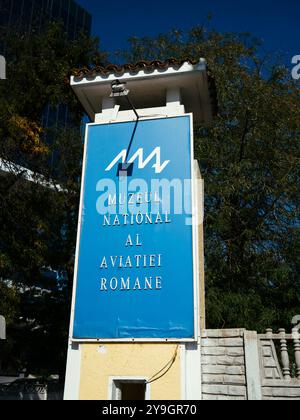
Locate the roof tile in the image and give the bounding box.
[71,58,218,117]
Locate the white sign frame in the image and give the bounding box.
[68,113,201,344]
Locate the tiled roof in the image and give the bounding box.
[72,58,200,79]
[71,58,218,117]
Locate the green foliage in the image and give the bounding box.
[0,22,105,167]
[121,27,300,332]
[0,280,19,325]
[1,20,300,377]
[0,22,106,376]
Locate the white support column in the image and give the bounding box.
[166,88,184,114]
[186,342,202,400]
[194,161,205,330]
[180,159,203,401]
[166,87,181,105]
[64,342,82,400]
[244,331,263,400]
[181,342,202,400]
[97,97,120,122]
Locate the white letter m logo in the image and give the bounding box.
[105,147,170,174]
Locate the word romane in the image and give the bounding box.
[100,276,163,292]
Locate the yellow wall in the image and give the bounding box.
[76,163,205,401]
[79,343,181,400]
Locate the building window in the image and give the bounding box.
[110,378,149,401]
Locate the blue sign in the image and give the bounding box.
[73,115,196,340]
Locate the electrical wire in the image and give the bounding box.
[124,95,140,164]
[146,345,179,384]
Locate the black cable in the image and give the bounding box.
[146,345,179,384]
[124,95,140,164]
[111,80,140,175]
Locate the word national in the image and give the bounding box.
[102,212,171,227]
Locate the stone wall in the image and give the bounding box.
[259,336,300,400]
[201,329,300,400]
[201,329,247,400]
[261,380,300,400]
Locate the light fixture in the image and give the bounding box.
[110,80,129,97]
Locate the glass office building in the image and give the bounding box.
[0,0,92,174]
[0,0,91,40]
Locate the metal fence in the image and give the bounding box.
[0,382,63,400]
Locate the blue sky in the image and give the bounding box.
[76,0,299,65]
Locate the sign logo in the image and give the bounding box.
[105,147,170,174]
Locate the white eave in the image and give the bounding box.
[70,59,216,124]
